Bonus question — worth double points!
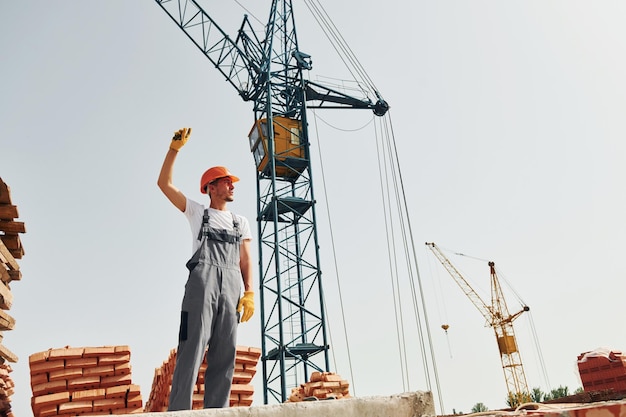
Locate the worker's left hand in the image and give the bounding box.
[237,291,255,323]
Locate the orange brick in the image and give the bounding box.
[98,353,130,366]
[71,388,105,401]
[100,373,131,388]
[83,346,116,357]
[233,371,252,384]
[58,400,93,414]
[127,384,141,396]
[30,372,48,387]
[192,392,203,408]
[247,346,262,358]
[83,365,115,378]
[114,362,131,375]
[230,383,254,396]
[234,393,253,406]
[30,359,65,375]
[93,397,125,412]
[48,347,85,360]
[67,375,100,390]
[127,394,142,409]
[114,345,131,355]
[312,388,332,397]
[105,385,129,399]
[32,391,70,412]
[49,367,83,382]
[37,404,59,417]
[244,364,257,373]
[322,373,342,382]
[66,357,98,368]
[32,379,67,396]
[235,353,259,366]
[29,351,49,365]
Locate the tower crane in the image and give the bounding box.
[154,0,388,404]
[425,242,530,406]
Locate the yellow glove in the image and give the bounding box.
[170,127,191,151]
[237,291,255,323]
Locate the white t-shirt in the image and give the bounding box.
[184,198,252,254]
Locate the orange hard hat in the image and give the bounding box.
[200,166,240,194]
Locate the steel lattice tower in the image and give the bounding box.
[155,0,388,402]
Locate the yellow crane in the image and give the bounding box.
[425,242,531,406]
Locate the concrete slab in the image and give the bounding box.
[135,391,435,417]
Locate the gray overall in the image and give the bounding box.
[168,209,242,410]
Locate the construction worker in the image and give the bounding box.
[157,127,255,409]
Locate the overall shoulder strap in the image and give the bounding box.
[197,209,210,241]
[231,213,241,240]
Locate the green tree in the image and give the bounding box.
[472,403,488,413]
[544,385,570,401]
[530,387,544,402]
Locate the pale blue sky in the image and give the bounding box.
[1,1,626,415]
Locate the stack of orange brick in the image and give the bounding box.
[144,345,261,411]
[287,371,351,402]
[0,363,14,416]
[29,346,143,416]
[0,178,27,416]
[578,349,626,394]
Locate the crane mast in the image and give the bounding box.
[425,243,530,406]
[155,0,388,403]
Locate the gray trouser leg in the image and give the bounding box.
[168,270,215,410]
[203,291,239,408]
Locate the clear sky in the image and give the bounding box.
[1,1,626,415]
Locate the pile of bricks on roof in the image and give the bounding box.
[578,348,626,395]
[0,178,27,416]
[287,371,351,402]
[144,345,261,411]
[29,345,143,416]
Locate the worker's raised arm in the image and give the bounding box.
[157,127,192,212]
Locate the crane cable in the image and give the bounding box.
[374,112,445,414]
[300,0,445,408]
[299,3,430,393]
[375,114,411,392]
[302,0,380,99]
[311,107,446,413]
[310,109,358,394]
